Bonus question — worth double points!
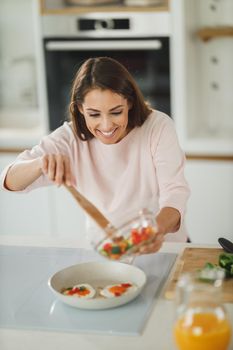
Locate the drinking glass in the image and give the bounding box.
[173,269,232,350]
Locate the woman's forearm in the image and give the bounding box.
[4,158,42,191]
[156,207,181,235]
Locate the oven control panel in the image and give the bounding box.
[78,18,130,31]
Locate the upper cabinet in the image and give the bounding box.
[0,1,37,114]
[171,0,233,157]
[0,0,48,149]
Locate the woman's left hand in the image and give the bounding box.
[138,233,164,255]
[137,207,181,255]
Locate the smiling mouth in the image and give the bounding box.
[97,128,118,138]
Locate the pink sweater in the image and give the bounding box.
[1,110,190,241]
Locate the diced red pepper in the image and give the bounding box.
[67,286,90,296]
[140,227,150,241]
[121,283,132,288]
[131,230,141,244]
[131,228,139,235]
[103,242,112,251]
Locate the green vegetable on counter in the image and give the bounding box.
[200,253,233,279]
[219,253,233,278]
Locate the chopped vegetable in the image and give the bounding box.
[111,246,121,254]
[98,225,156,260]
[100,282,136,298]
[199,253,233,280]
[204,262,216,269]
[219,253,233,278]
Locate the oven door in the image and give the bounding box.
[44,37,170,131]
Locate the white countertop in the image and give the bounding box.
[0,237,232,350]
[0,109,48,150]
[0,126,46,150]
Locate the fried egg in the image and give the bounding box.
[100,282,137,298]
[62,283,96,298]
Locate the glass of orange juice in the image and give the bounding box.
[173,269,232,350]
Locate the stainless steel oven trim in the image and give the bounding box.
[45,40,162,51]
[41,13,170,38]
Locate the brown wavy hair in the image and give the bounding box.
[69,57,152,141]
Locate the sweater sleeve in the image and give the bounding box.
[151,115,190,225]
[0,123,75,193]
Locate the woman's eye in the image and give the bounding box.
[88,111,122,117]
[89,113,100,118]
[111,111,122,116]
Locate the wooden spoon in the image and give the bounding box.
[64,185,116,236]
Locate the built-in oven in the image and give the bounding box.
[41,12,171,131]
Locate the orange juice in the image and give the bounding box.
[174,312,231,350]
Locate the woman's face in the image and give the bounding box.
[79,88,131,144]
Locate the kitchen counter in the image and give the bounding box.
[0,126,47,151]
[0,237,232,350]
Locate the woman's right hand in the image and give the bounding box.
[40,154,76,187]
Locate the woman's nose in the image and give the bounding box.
[99,116,114,130]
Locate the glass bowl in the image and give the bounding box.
[94,209,158,260]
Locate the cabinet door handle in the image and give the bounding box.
[45,39,162,51]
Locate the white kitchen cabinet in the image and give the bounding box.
[0,185,53,236]
[0,154,52,236]
[0,154,88,240]
[1,154,233,245]
[185,160,233,244]
[170,0,233,242]
[171,0,233,156]
[49,185,89,240]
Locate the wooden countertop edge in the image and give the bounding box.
[1,148,233,161]
[39,0,169,15]
[0,148,27,154]
[40,6,169,15]
[186,154,233,161]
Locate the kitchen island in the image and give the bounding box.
[0,236,232,350]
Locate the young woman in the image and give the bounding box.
[1,57,190,253]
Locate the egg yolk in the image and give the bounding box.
[67,286,90,296]
[108,283,132,296]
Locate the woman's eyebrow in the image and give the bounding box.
[109,105,123,111]
[86,108,100,112]
[86,105,123,112]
